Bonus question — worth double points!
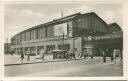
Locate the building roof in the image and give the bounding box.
[82,12,107,26]
[12,12,107,38]
[108,23,122,30]
[13,12,81,38]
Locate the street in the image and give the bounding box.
[5,56,123,77]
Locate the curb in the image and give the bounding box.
[5,59,82,66]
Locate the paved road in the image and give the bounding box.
[5,57,123,77]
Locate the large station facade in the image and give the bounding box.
[10,12,123,56]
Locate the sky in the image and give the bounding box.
[4,1,123,43]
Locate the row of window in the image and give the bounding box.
[11,26,53,45]
[15,44,70,54]
[11,21,73,45]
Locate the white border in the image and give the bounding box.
[0,0,128,80]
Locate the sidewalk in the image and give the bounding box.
[5,54,122,66]
[5,54,82,66]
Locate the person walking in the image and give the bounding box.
[27,51,31,62]
[83,51,88,59]
[71,53,75,59]
[42,53,45,61]
[53,52,55,60]
[90,50,94,59]
[10,50,14,56]
[111,51,114,62]
[40,49,45,61]
[102,49,106,63]
[20,52,24,63]
[77,53,80,59]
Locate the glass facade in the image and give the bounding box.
[11,21,72,45]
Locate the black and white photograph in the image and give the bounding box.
[4,1,123,77]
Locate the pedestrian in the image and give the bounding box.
[102,49,106,63]
[40,49,45,61]
[78,53,80,58]
[111,51,114,62]
[66,52,69,59]
[90,50,93,59]
[53,52,55,60]
[68,51,71,59]
[42,53,45,61]
[70,53,75,59]
[27,51,31,62]
[20,52,24,63]
[83,51,88,59]
[10,50,14,56]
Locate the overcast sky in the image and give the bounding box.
[4,2,123,43]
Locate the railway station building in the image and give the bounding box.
[10,12,123,56]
